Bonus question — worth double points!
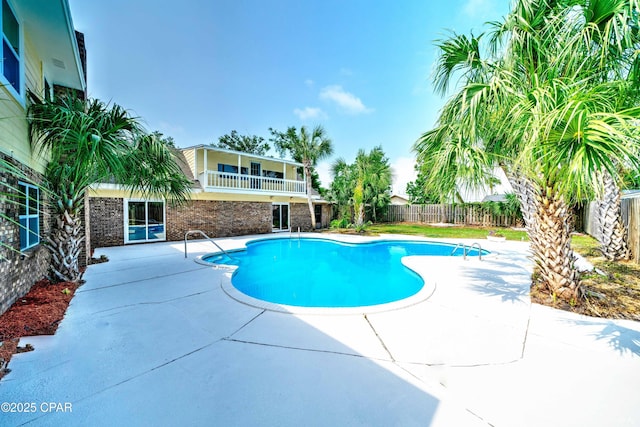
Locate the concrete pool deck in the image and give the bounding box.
[2,233,640,426]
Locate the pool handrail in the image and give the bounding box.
[469,242,483,261]
[184,230,235,260]
[449,242,483,260]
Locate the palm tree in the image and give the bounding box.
[271,125,333,229]
[355,146,392,223]
[597,169,632,260]
[28,94,190,282]
[328,157,354,223]
[584,0,640,261]
[415,0,640,302]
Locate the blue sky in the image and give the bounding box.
[68,0,509,194]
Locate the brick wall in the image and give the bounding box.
[290,203,313,231]
[289,203,332,230]
[0,153,51,315]
[89,198,277,248]
[87,198,332,250]
[88,197,124,249]
[167,200,272,240]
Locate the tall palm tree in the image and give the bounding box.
[584,0,640,260]
[28,94,190,282]
[272,125,333,229]
[415,0,640,302]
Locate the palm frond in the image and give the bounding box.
[433,31,485,96]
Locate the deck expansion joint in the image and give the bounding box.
[364,314,396,362]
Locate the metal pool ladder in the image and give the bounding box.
[289,226,301,239]
[450,242,483,260]
[184,230,234,260]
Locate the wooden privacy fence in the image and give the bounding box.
[581,198,640,263]
[382,204,521,228]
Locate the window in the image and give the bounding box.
[263,170,284,179]
[124,200,166,243]
[1,0,21,95]
[18,182,39,250]
[217,164,248,174]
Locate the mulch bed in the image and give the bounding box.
[0,279,78,379]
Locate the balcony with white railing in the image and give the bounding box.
[199,170,307,195]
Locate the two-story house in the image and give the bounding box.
[86,145,332,250]
[0,0,86,313]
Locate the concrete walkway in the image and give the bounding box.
[2,234,639,426]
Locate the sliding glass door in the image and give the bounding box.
[125,200,166,243]
[272,203,289,231]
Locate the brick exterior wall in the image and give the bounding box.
[0,153,51,315]
[167,200,272,240]
[290,203,313,231]
[87,198,330,249]
[88,197,124,249]
[289,203,332,230]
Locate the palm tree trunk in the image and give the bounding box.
[531,184,581,302]
[504,170,537,233]
[304,162,316,229]
[47,208,84,283]
[508,171,581,302]
[597,169,631,261]
[353,179,365,227]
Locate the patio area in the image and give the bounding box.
[2,234,639,426]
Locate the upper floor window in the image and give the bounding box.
[263,170,284,179]
[1,0,20,95]
[217,163,248,175]
[18,182,39,251]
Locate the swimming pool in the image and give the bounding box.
[203,237,484,309]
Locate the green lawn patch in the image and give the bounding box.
[365,223,529,241]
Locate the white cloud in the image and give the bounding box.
[319,85,373,115]
[293,107,328,121]
[304,79,314,87]
[390,157,417,196]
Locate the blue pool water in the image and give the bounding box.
[204,238,483,308]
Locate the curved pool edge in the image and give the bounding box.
[195,233,499,315]
[216,258,438,315]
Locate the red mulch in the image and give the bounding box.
[0,279,78,379]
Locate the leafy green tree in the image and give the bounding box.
[622,167,640,189]
[213,130,270,155]
[28,94,191,282]
[406,164,439,204]
[269,125,333,229]
[151,131,177,148]
[415,0,640,302]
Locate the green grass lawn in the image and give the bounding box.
[365,223,529,241]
